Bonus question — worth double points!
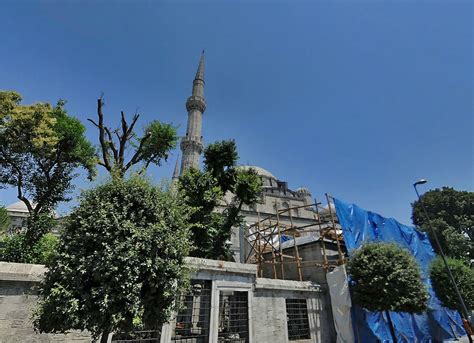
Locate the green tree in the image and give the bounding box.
[89,96,178,178]
[0,206,11,233]
[178,140,262,260]
[412,187,473,262]
[34,176,192,342]
[0,91,96,242]
[430,256,474,313]
[348,242,429,342]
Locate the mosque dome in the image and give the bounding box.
[238,165,277,180]
[296,187,312,196]
[5,200,58,218]
[6,201,31,213]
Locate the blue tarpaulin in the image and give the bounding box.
[333,198,466,342]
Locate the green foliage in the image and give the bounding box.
[91,98,178,179]
[0,90,96,241]
[0,206,11,233]
[25,214,57,245]
[203,140,238,193]
[412,187,473,261]
[429,256,474,312]
[140,121,178,168]
[0,233,58,264]
[178,140,262,260]
[348,242,429,313]
[34,176,193,341]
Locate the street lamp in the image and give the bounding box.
[413,179,472,340]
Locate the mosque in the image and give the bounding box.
[171,53,341,266]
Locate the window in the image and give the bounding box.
[172,280,212,343]
[286,299,310,340]
[218,291,249,343]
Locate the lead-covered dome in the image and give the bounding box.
[238,165,277,180]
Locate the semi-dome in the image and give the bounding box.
[296,187,312,196]
[238,165,277,180]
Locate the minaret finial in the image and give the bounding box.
[195,51,205,82]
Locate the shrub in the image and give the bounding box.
[348,242,428,313]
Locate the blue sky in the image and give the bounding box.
[1,0,472,224]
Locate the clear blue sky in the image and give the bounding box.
[1,0,472,224]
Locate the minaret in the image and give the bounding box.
[171,157,180,192]
[172,157,180,181]
[180,52,206,174]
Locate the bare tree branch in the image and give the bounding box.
[87,119,100,128]
[91,97,112,172]
[104,126,119,162]
[127,113,140,137]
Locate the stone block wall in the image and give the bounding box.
[0,262,90,343]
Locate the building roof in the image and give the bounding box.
[239,165,277,179]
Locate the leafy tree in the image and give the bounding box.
[89,96,178,178]
[34,176,193,342]
[0,206,11,233]
[430,256,474,313]
[412,187,473,262]
[348,242,429,342]
[0,91,96,242]
[178,140,262,260]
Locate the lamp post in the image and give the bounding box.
[413,179,472,340]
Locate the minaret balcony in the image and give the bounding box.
[180,137,204,153]
[186,96,206,113]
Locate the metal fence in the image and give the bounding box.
[171,280,212,343]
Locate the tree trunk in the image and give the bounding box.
[100,330,110,343]
[385,311,397,343]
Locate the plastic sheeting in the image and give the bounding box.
[327,265,356,343]
[333,198,466,342]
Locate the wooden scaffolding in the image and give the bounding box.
[244,194,346,281]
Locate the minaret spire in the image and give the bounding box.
[180,52,206,174]
[172,157,180,180]
[195,50,205,82]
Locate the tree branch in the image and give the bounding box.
[124,131,152,171]
[90,97,112,172]
[127,113,140,137]
[104,126,119,163]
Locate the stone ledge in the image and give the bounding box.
[255,277,321,292]
[0,262,46,282]
[0,259,258,283]
[185,257,257,276]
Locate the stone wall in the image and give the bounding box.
[0,262,90,343]
[0,259,336,343]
